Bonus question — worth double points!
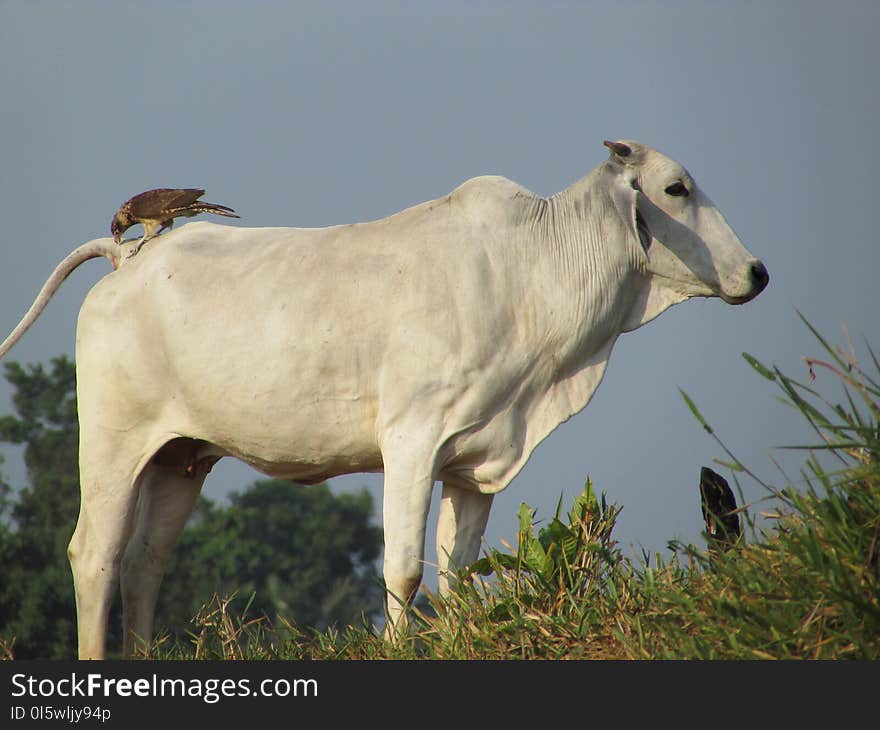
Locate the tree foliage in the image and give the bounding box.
[158,480,382,640]
[0,358,79,658]
[0,356,383,658]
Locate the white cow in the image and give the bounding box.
[0,140,768,658]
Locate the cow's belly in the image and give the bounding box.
[235,450,384,484]
[178,368,527,492]
[179,389,384,482]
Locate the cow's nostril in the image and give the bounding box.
[750,261,769,292]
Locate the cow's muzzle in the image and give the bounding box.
[722,260,770,305]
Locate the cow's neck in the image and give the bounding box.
[484,168,644,465]
[520,167,643,376]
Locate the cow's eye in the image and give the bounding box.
[665,181,689,197]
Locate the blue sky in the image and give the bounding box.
[1,1,877,589]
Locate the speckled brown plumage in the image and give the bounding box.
[110,188,239,256]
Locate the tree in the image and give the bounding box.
[0,356,383,658]
[0,357,79,658]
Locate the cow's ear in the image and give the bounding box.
[608,167,651,261]
[604,139,647,169]
[603,140,633,160]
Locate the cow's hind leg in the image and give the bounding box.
[436,482,493,596]
[68,440,145,660]
[120,459,209,657]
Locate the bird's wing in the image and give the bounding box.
[127,188,205,218]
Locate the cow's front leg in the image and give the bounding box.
[380,442,437,641]
[436,481,493,595]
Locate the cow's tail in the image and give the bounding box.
[0,237,121,360]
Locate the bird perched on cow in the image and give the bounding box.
[110,188,240,256]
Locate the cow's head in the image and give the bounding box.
[603,139,769,329]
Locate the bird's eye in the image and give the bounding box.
[665,181,689,197]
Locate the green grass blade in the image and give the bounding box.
[742,352,777,381]
[679,388,712,434]
[797,310,848,368]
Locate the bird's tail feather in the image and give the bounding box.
[194,202,240,218]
